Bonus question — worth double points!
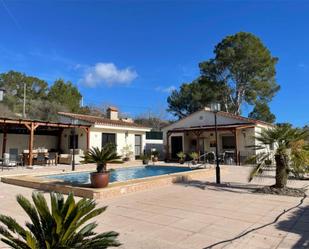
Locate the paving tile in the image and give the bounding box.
[143,214,181,226]
[1,165,309,249]
[178,233,224,249]
[169,218,209,232]
[149,227,193,244]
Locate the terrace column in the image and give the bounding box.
[233,128,239,165]
[166,131,172,161]
[2,125,7,157]
[193,130,202,161]
[24,122,40,166]
[83,127,90,151]
[57,128,63,152]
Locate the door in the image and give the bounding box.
[135,135,142,158]
[171,136,183,160]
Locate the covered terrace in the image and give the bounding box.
[0,117,91,166]
[165,123,256,165]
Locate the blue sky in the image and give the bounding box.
[0,1,308,127]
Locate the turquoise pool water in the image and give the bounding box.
[44,166,192,184]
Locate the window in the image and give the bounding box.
[146,131,163,140]
[69,135,78,149]
[102,133,116,147]
[222,136,235,149]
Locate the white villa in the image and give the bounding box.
[0,107,150,166]
[58,107,151,159]
[162,107,274,164]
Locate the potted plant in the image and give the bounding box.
[152,150,160,162]
[189,152,199,165]
[83,144,121,188]
[177,151,186,164]
[121,144,133,161]
[140,154,150,165]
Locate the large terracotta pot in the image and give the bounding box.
[90,172,109,188]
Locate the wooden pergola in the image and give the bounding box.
[0,117,91,166]
[166,123,255,165]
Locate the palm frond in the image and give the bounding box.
[0,192,120,249]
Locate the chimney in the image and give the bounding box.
[107,106,119,120]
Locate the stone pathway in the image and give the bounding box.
[0,166,308,249]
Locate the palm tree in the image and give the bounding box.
[0,192,120,249]
[248,125,308,188]
[83,144,121,173]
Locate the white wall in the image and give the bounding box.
[253,125,276,157]
[86,127,147,159]
[0,133,58,155]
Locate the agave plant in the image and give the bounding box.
[189,152,198,161]
[83,144,121,173]
[176,151,186,160]
[248,125,308,188]
[0,192,120,249]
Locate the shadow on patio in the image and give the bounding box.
[276,203,309,248]
[173,179,263,194]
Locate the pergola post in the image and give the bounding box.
[2,125,7,157]
[24,122,39,166]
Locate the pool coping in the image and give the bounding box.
[1,166,225,199]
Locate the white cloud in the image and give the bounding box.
[82,63,138,87]
[156,85,176,93]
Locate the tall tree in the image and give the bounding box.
[27,99,68,122]
[0,71,48,115]
[168,32,280,118]
[167,79,228,118]
[248,102,276,123]
[47,79,82,113]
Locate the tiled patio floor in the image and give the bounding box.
[0,165,308,249]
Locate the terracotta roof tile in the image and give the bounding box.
[58,112,150,129]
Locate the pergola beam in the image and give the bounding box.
[0,118,90,129]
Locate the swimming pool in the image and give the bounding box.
[44,166,193,184]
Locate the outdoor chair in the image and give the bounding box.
[223,151,235,165]
[58,154,72,165]
[47,152,58,166]
[34,152,48,166]
[1,153,17,171]
[206,152,216,163]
